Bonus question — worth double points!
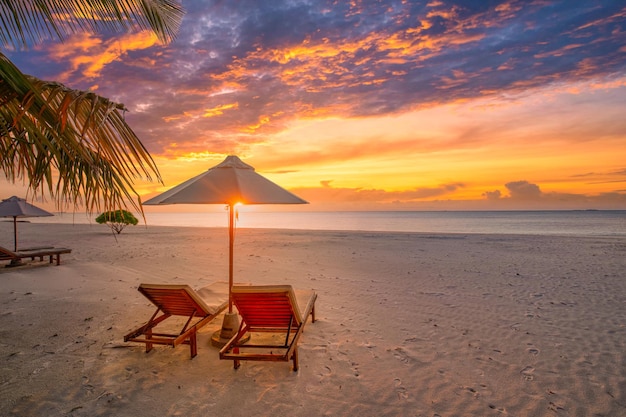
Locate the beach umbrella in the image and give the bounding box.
[0,196,54,251]
[144,155,307,316]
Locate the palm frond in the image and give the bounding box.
[0,52,161,214]
[0,0,184,49]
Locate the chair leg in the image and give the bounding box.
[145,329,153,353]
[292,348,299,372]
[233,346,241,369]
[190,331,198,358]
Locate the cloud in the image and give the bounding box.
[291,179,626,210]
[478,179,626,209]
[45,31,160,82]
[483,190,502,200]
[6,1,625,212]
[13,1,622,156]
[505,180,542,200]
[292,181,465,205]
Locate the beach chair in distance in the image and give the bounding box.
[124,282,229,359]
[0,245,72,267]
[219,285,317,371]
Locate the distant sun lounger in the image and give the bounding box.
[124,282,229,359]
[219,285,317,371]
[0,245,72,267]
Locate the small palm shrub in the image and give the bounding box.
[95,210,138,234]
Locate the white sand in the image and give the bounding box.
[1,221,625,416]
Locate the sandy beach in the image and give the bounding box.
[1,221,625,416]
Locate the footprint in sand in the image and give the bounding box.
[520,366,535,381]
[392,347,411,364]
[527,347,540,355]
[394,378,408,399]
[453,385,480,398]
[319,365,332,377]
[488,404,506,413]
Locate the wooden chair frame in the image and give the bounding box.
[124,283,228,359]
[1,246,71,266]
[219,285,317,371]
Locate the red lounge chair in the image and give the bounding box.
[124,282,229,359]
[219,285,317,371]
[0,245,71,267]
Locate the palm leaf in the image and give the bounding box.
[0,0,185,49]
[0,52,161,213]
[0,0,184,214]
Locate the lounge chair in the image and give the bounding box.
[219,285,317,371]
[0,245,72,267]
[124,282,229,359]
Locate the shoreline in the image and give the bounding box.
[1,223,625,416]
[28,209,626,238]
[14,219,626,240]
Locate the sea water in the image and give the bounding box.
[39,210,626,237]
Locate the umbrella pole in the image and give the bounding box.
[212,203,244,347]
[13,216,17,252]
[228,203,234,313]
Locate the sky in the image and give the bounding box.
[4,0,626,211]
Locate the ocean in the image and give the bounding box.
[37,210,626,237]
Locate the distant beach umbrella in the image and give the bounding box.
[144,155,307,340]
[0,196,54,251]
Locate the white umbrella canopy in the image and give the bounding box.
[0,196,54,251]
[144,155,307,314]
[144,155,306,205]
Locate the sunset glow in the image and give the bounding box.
[5,1,625,211]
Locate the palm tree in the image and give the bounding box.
[0,0,184,213]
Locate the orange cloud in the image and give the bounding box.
[203,103,239,118]
[46,31,159,80]
[243,115,272,133]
